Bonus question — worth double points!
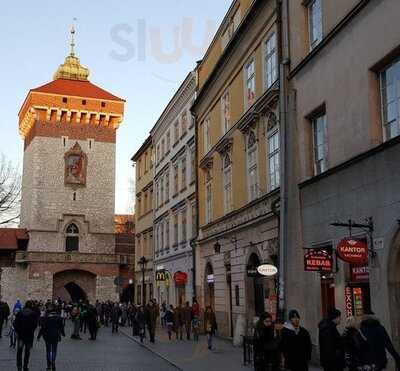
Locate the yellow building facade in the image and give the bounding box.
[132,137,154,305]
[193,0,281,339]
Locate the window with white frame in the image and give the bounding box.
[268,127,280,191]
[165,171,169,201]
[265,33,278,89]
[221,90,230,135]
[181,111,188,135]
[181,155,187,190]
[173,213,179,247]
[181,208,187,243]
[245,59,256,108]
[191,202,196,238]
[190,147,196,184]
[160,221,164,251]
[223,153,233,214]
[174,121,179,144]
[247,131,259,201]
[165,218,170,250]
[173,163,179,195]
[312,113,328,175]
[205,170,212,224]
[166,130,171,152]
[160,177,164,205]
[308,0,323,49]
[204,118,211,153]
[381,59,400,140]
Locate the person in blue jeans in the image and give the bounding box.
[37,304,65,371]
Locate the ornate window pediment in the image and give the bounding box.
[64,142,87,186]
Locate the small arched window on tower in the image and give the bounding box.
[66,223,79,252]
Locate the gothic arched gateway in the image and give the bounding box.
[53,270,96,303]
[388,229,400,350]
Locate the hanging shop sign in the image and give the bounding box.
[174,271,188,285]
[304,249,333,272]
[351,266,369,281]
[257,264,278,277]
[337,239,368,265]
[345,286,354,317]
[155,269,169,282]
[207,274,215,284]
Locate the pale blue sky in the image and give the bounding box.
[0,0,232,214]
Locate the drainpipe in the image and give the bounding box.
[277,0,291,321]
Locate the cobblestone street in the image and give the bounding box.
[0,323,177,371]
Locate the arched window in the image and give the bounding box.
[66,223,79,252]
[247,131,259,201]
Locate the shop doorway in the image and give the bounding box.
[204,262,215,310]
[247,253,264,317]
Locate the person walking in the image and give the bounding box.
[318,308,345,371]
[253,312,281,371]
[342,316,362,371]
[174,303,184,340]
[0,299,8,338]
[280,309,312,371]
[165,305,175,340]
[111,303,122,333]
[136,306,146,343]
[37,304,66,371]
[160,301,167,328]
[8,308,19,348]
[86,304,98,340]
[70,306,81,340]
[14,300,38,371]
[358,312,400,371]
[192,299,201,342]
[13,299,22,313]
[204,305,217,350]
[183,301,192,340]
[145,300,158,343]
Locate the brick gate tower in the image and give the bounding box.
[3,28,130,304]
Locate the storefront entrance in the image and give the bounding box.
[388,229,400,349]
[204,262,215,309]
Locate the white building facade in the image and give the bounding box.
[151,72,197,307]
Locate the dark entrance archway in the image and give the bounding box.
[388,229,400,350]
[120,284,135,303]
[53,270,96,303]
[247,253,264,317]
[204,262,215,310]
[64,282,87,302]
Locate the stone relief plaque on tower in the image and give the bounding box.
[64,142,87,186]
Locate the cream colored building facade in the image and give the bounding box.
[132,137,154,305]
[193,0,281,338]
[151,72,197,307]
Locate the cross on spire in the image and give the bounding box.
[70,18,77,56]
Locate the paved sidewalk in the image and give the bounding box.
[121,327,322,371]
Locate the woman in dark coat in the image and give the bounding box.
[135,306,146,342]
[86,304,98,340]
[204,306,218,350]
[164,305,175,340]
[37,305,65,371]
[342,316,362,371]
[253,312,281,371]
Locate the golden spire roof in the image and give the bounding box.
[54,22,90,81]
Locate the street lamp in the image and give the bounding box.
[138,256,148,305]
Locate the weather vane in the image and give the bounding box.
[70,17,78,56]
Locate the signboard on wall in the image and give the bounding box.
[351,266,369,281]
[345,286,354,317]
[337,239,368,265]
[304,249,333,272]
[174,271,188,285]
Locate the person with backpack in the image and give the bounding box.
[37,304,65,371]
[358,312,400,371]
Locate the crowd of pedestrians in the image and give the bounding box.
[1,296,400,371]
[251,307,400,371]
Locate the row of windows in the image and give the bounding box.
[155,108,193,166]
[154,148,195,210]
[154,203,196,255]
[205,124,280,224]
[137,148,154,179]
[203,32,278,154]
[136,187,153,218]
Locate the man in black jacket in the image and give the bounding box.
[0,300,9,338]
[318,308,345,371]
[14,300,38,371]
[37,304,65,371]
[360,313,400,371]
[281,309,312,371]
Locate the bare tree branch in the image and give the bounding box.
[0,154,21,226]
